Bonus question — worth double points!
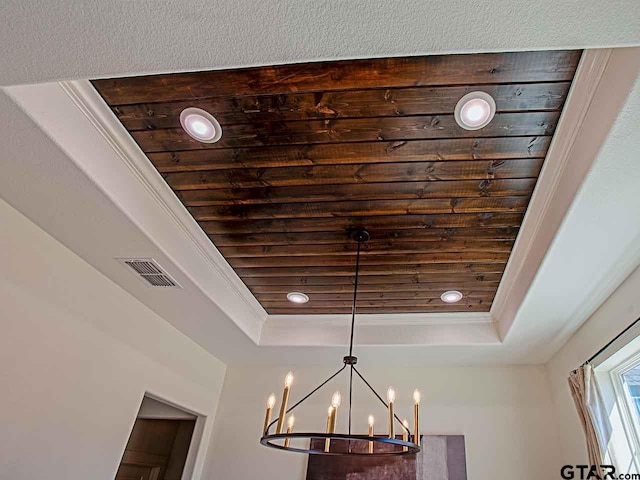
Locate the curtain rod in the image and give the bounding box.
[583,316,640,366]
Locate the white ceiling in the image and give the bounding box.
[0,0,639,85]
[1,1,639,366]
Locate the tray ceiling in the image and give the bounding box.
[92,50,581,315]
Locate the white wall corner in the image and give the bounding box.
[490,48,640,340]
[5,80,267,343]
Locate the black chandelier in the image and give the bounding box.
[259,229,422,456]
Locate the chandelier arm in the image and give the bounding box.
[265,364,347,434]
[348,237,362,357]
[352,366,412,437]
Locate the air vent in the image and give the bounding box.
[118,258,182,288]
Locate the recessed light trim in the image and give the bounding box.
[454,91,496,130]
[287,292,309,304]
[440,290,463,303]
[179,107,222,143]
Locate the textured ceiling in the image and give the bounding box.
[0,1,638,87]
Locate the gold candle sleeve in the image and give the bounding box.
[263,407,272,435]
[413,389,421,446]
[284,425,291,448]
[386,387,396,439]
[276,372,294,434]
[284,415,294,448]
[276,385,290,434]
[324,406,334,453]
[402,419,409,452]
[368,415,374,454]
[414,402,420,445]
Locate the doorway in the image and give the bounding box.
[115,397,197,480]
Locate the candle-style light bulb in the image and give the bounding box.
[413,389,421,446]
[276,371,294,434]
[285,371,294,388]
[387,386,395,439]
[288,414,295,429]
[330,392,340,433]
[367,414,375,454]
[263,393,277,435]
[387,387,396,403]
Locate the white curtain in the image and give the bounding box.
[568,364,613,473]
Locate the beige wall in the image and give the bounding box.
[206,364,560,480]
[3,185,639,480]
[545,266,640,470]
[0,198,227,480]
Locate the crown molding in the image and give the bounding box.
[57,80,267,340]
[260,317,500,346]
[267,312,492,328]
[490,48,619,339]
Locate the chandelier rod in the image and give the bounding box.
[348,237,362,357]
[347,232,365,438]
[353,366,411,436]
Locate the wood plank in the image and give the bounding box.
[266,304,491,314]
[190,196,529,221]
[220,240,514,257]
[200,212,524,235]
[248,282,500,294]
[228,252,509,268]
[241,272,504,286]
[256,291,494,302]
[113,82,571,130]
[210,227,519,246]
[234,263,506,277]
[149,137,551,172]
[165,160,543,191]
[179,179,536,207]
[133,112,559,151]
[92,50,581,104]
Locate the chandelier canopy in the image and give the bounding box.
[259,229,422,456]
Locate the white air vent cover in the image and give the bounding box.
[117,258,182,288]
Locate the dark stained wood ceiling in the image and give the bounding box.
[93,50,581,315]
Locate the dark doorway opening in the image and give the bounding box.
[115,397,197,480]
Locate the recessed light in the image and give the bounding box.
[179,107,222,143]
[454,92,496,130]
[287,292,309,304]
[440,290,463,303]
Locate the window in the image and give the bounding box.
[596,342,640,475]
[622,366,640,424]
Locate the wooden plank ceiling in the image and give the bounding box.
[93,50,581,315]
